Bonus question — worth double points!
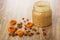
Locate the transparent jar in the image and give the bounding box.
[32,1,52,27]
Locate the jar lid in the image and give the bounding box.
[33,1,51,12]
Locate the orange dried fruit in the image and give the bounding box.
[25,22,33,28]
[8,26,16,33]
[10,20,16,25]
[15,30,24,36]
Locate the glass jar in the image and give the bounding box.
[32,1,52,27]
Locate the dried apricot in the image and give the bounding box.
[25,22,33,28]
[8,26,16,33]
[15,30,24,36]
[10,20,16,25]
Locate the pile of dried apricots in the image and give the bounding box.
[8,18,41,37]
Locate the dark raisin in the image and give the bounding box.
[43,32,46,36]
[36,32,40,35]
[26,30,30,33]
[19,35,23,37]
[22,18,24,20]
[24,28,27,30]
[17,23,22,28]
[24,33,28,36]
[11,33,16,37]
[42,29,45,31]
[24,20,26,23]
[27,19,29,21]
[9,33,12,36]
[31,33,34,35]
[12,34,15,37]
[15,28,18,31]
[29,28,32,29]
[32,28,37,32]
[28,33,34,36]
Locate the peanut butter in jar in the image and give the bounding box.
[32,1,52,27]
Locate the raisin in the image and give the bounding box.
[26,19,29,21]
[43,32,46,36]
[42,29,45,31]
[24,33,28,36]
[28,33,34,37]
[17,23,22,28]
[24,28,27,30]
[32,28,37,32]
[26,30,30,33]
[36,32,40,35]
[22,18,24,20]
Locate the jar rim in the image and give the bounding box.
[33,1,51,12]
[34,1,50,7]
